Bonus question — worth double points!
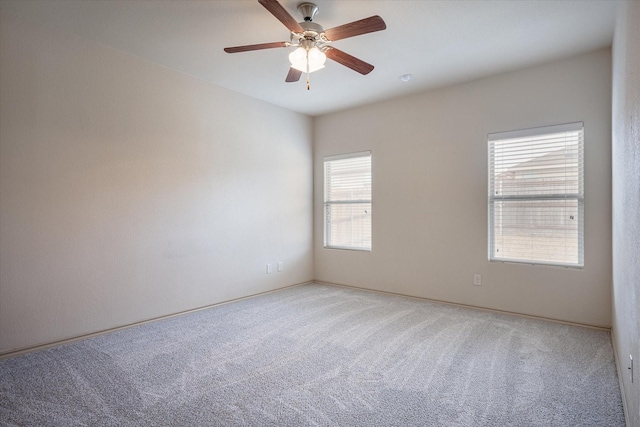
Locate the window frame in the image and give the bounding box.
[487,122,584,268]
[323,151,372,251]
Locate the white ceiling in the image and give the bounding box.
[0,0,618,116]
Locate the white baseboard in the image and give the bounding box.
[611,327,631,427]
[312,280,611,331]
[0,280,312,360]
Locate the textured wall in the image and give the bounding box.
[314,49,612,327]
[612,1,640,425]
[0,14,313,353]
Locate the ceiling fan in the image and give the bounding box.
[224,0,386,89]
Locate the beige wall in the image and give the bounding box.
[314,49,612,327]
[0,14,313,353]
[0,6,621,361]
[612,1,640,425]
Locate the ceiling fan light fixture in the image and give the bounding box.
[224,0,386,87]
[289,46,326,73]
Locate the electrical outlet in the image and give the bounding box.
[473,274,482,286]
[277,262,283,272]
[266,264,273,274]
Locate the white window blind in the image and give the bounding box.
[488,122,584,267]
[324,151,372,251]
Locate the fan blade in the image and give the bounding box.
[258,0,305,33]
[325,48,374,75]
[224,41,288,53]
[324,15,386,41]
[285,67,302,82]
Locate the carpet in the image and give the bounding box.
[0,283,625,426]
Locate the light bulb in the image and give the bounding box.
[306,47,326,72]
[289,47,307,72]
[289,46,326,73]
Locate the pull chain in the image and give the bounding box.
[306,48,311,90]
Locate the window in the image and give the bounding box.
[488,122,584,267]
[324,151,372,251]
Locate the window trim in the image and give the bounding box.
[324,150,372,251]
[488,122,584,268]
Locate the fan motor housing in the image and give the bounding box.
[299,20,323,36]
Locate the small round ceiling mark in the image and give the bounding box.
[399,74,412,82]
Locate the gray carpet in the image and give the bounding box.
[0,283,625,426]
